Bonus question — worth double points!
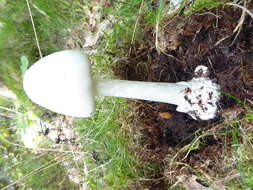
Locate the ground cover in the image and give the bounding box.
[111,1,253,189]
[0,0,252,189]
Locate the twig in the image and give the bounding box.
[2,137,91,155]
[213,35,231,47]
[0,82,16,99]
[2,157,61,190]
[0,106,17,113]
[129,0,144,55]
[155,0,165,54]
[131,0,144,44]
[138,176,165,181]
[214,2,252,48]
[227,3,253,19]
[26,0,43,59]
[0,112,13,118]
[30,0,50,19]
[233,7,246,33]
[230,1,247,46]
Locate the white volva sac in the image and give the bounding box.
[23,50,220,120]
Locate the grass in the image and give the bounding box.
[0,102,77,189]
[0,0,63,104]
[100,0,146,56]
[184,0,227,14]
[163,99,253,189]
[0,0,144,189]
[1,0,252,189]
[190,0,225,10]
[174,110,253,189]
[0,144,78,189]
[90,1,253,189]
[226,113,253,189]
[100,0,169,57]
[74,97,139,189]
[79,2,170,186]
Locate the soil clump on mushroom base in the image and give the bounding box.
[114,4,253,189]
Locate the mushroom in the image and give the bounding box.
[23,50,220,120]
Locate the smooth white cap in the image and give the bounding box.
[23,50,94,117]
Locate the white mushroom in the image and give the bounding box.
[23,50,220,120]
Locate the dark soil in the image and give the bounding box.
[114,4,253,190]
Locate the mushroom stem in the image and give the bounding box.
[94,65,221,121]
[95,80,186,105]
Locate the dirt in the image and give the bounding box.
[113,4,253,190]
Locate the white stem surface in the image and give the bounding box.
[94,74,221,121]
[95,80,187,106]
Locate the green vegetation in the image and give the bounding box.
[75,98,138,189]
[100,0,156,57]
[0,101,77,189]
[226,113,253,189]
[0,147,76,189]
[190,0,225,10]
[0,0,78,109]
[185,0,227,14]
[0,0,143,189]
[0,0,252,189]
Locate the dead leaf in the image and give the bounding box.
[159,112,172,119]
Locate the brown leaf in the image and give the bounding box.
[159,112,172,119]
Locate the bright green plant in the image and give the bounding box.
[185,0,227,14]
[20,55,29,78]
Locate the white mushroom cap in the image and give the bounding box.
[176,66,220,120]
[23,50,95,117]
